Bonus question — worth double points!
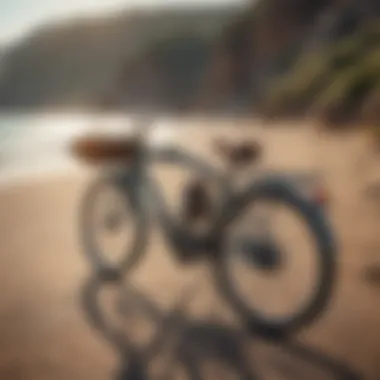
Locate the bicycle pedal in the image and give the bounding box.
[97,267,122,283]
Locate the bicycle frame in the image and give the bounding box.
[115,143,233,262]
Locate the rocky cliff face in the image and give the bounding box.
[199,0,380,112]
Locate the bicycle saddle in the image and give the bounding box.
[71,134,141,165]
[213,137,262,168]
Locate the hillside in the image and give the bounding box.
[0,4,242,111]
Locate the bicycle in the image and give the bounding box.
[71,121,337,339]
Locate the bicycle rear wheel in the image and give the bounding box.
[80,173,148,277]
[213,177,337,339]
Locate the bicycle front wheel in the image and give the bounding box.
[213,177,337,338]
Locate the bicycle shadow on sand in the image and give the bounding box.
[81,275,362,380]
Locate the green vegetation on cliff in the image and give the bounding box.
[260,16,380,143]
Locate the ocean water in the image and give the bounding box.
[0,113,176,185]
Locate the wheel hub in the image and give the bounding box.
[103,211,124,232]
[238,237,283,272]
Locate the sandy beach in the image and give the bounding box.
[1,124,380,380]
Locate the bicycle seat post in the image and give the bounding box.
[131,117,152,164]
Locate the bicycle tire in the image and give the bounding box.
[79,172,149,277]
[213,177,337,339]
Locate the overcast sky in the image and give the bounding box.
[0,0,246,43]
